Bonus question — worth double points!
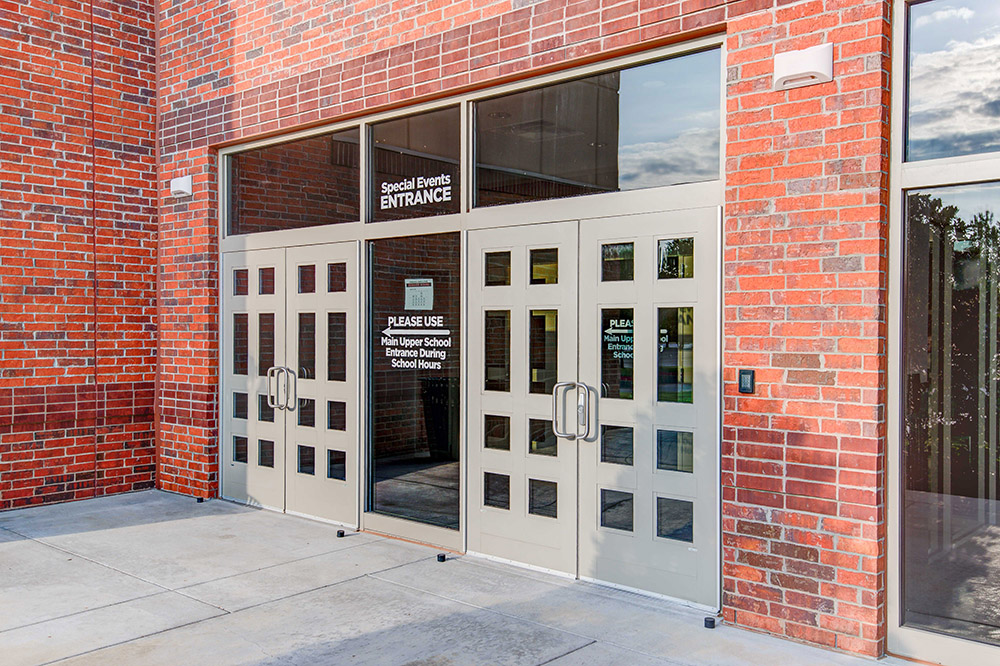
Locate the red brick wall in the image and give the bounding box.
[156,0,891,657]
[0,0,157,509]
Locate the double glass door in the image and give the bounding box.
[467,209,720,607]
[221,242,359,526]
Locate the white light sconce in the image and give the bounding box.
[170,175,193,198]
[773,43,834,91]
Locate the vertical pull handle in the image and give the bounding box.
[284,367,297,410]
[576,382,592,441]
[267,367,278,409]
[551,381,577,440]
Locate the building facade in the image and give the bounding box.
[2,0,1000,663]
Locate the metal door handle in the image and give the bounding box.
[552,381,577,440]
[283,367,297,410]
[576,382,592,441]
[266,366,278,409]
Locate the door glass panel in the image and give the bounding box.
[528,479,557,518]
[484,414,510,450]
[233,314,248,375]
[369,233,461,529]
[529,309,557,394]
[528,418,557,456]
[601,308,634,399]
[484,472,510,509]
[601,425,633,466]
[529,248,558,284]
[656,497,693,542]
[658,238,694,279]
[903,183,1000,644]
[258,313,274,376]
[328,312,347,381]
[601,243,634,281]
[657,429,694,473]
[233,392,248,419]
[485,251,511,286]
[600,489,634,532]
[328,401,347,430]
[484,310,511,391]
[298,313,316,379]
[298,445,315,475]
[298,398,315,427]
[258,394,274,423]
[233,269,249,295]
[657,307,693,403]
[258,440,275,468]
[259,267,275,294]
[233,436,248,463]
[328,262,347,292]
[328,450,346,480]
[298,265,315,293]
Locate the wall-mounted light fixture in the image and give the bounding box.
[773,43,834,91]
[169,175,193,198]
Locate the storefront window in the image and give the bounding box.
[370,106,461,222]
[228,128,360,235]
[906,0,1000,161]
[474,48,720,207]
[903,182,1000,644]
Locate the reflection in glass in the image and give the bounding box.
[328,401,347,431]
[371,106,460,222]
[258,394,274,423]
[298,313,315,379]
[485,251,511,286]
[233,314,248,375]
[529,419,557,456]
[656,497,693,542]
[229,128,360,236]
[530,248,558,284]
[529,309,558,394]
[298,398,315,427]
[907,1,1000,161]
[601,308,633,399]
[233,392,248,419]
[484,472,510,509]
[903,183,1000,645]
[657,307,694,403]
[474,49,720,207]
[484,414,510,450]
[601,425,633,466]
[484,310,510,392]
[298,445,315,475]
[258,313,274,376]
[602,243,634,281]
[258,440,275,468]
[657,429,694,473]
[234,269,248,295]
[259,267,275,295]
[658,238,694,279]
[233,436,248,464]
[328,262,347,292]
[601,489,634,532]
[529,479,557,518]
[328,312,346,381]
[298,265,315,293]
[328,450,346,480]
[369,234,461,529]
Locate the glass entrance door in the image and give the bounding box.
[221,243,360,527]
[468,209,720,606]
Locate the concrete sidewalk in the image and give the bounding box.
[0,491,904,665]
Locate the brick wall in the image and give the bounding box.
[0,0,157,509]
[156,0,891,657]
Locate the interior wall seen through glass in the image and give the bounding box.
[229,128,360,235]
[474,48,720,207]
[368,233,461,529]
[906,0,1000,161]
[902,181,1000,645]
